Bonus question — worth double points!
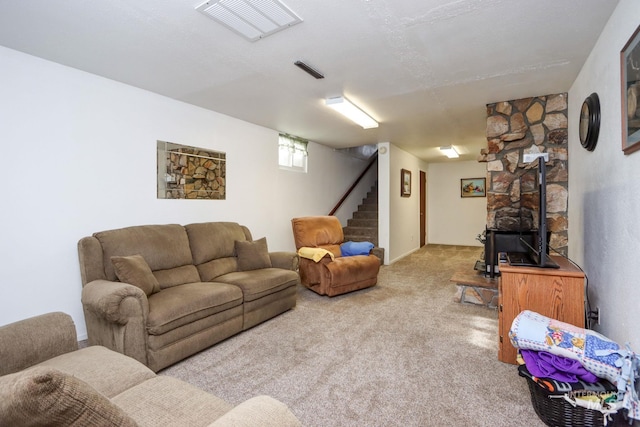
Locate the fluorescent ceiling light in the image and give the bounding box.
[325,96,379,129]
[195,0,302,42]
[439,146,459,158]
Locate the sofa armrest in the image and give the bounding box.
[81,280,149,325]
[269,251,299,271]
[0,312,78,376]
[207,396,302,427]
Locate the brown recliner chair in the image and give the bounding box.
[291,216,380,297]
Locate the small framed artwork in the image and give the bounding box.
[621,24,640,154]
[461,178,486,198]
[401,169,411,197]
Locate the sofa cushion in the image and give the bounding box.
[209,396,302,427]
[35,346,156,398]
[0,366,138,427]
[0,312,78,377]
[94,224,194,282]
[147,282,243,335]
[195,257,236,282]
[235,237,272,271]
[152,265,201,290]
[215,269,299,302]
[185,222,247,265]
[112,376,231,426]
[111,255,161,296]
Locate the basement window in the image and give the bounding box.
[278,134,308,172]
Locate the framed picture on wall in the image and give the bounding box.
[622,24,640,154]
[401,169,411,197]
[461,178,486,198]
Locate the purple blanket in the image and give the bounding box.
[521,349,599,383]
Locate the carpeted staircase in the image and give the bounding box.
[342,182,385,263]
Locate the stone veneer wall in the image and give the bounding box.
[479,93,568,255]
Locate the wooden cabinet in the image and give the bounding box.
[498,256,585,364]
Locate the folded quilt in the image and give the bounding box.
[298,247,335,263]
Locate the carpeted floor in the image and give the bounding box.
[160,244,546,426]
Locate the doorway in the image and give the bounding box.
[420,170,426,246]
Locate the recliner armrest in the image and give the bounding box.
[81,280,149,325]
[269,251,299,271]
[0,312,78,376]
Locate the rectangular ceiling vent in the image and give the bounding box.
[195,0,303,42]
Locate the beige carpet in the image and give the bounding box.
[161,245,545,426]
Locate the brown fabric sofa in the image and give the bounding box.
[291,216,379,297]
[78,222,299,372]
[0,312,302,427]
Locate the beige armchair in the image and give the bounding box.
[291,216,379,297]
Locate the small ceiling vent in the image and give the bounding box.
[195,0,303,42]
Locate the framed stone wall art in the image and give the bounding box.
[461,178,486,198]
[157,140,226,199]
[401,169,411,197]
[622,24,640,154]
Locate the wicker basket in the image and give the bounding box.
[521,371,618,427]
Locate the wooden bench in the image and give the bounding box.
[450,270,498,309]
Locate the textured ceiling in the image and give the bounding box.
[0,0,619,162]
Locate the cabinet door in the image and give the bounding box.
[498,269,584,364]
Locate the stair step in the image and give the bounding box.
[362,196,378,205]
[341,180,383,263]
[358,204,378,212]
[347,218,377,227]
[343,225,377,236]
[353,211,378,220]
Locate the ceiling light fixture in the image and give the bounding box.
[195,0,303,42]
[294,61,324,79]
[439,145,459,158]
[325,96,378,129]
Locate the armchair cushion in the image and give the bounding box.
[235,237,272,271]
[111,255,161,296]
[0,366,138,427]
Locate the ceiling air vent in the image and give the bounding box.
[195,0,303,42]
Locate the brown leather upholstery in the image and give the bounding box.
[291,216,379,297]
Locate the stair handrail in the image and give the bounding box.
[328,151,378,216]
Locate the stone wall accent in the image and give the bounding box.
[479,93,568,255]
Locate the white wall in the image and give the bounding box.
[428,161,487,246]
[568,0,640,347]
[0,46,374,338]
[378,143,428,264]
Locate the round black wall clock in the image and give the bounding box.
[579,92,600,151]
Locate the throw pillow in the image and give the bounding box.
[0,366,138,426]
[111,254,160,296]
[235,237,272,271]
[340,241,374,256]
